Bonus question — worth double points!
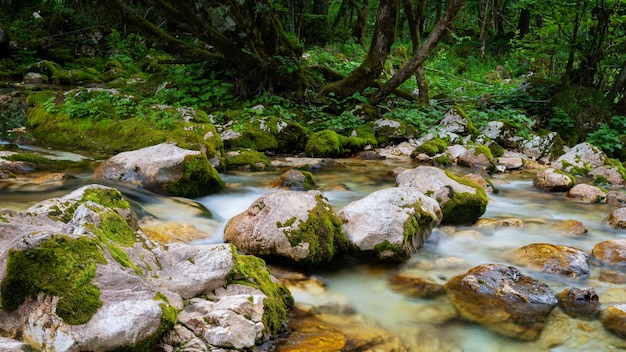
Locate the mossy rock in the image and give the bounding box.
[373,118,417,146]
[164,153,225,198]
[442,171,489,225]
[227,246,294,337]
[414,137,448,156]
[26,91,223,157]
[225,117,309,153]
[226,149,275,171]
[0,235,106,325]
[304,129,374,158]
[52,68,103,85]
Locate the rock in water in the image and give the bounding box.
[444,264,558,341]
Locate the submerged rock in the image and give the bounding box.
[509,243,590,279]
[396,166,488,225]
[224,190,349,266]
[607,207,626,229]
[94,143,224,198]
[338,187,442,261]
[444,264,558,341]
[601,304,626,338]
[556,287,600,318]
[272,169,316,190]
[591,238,626,268]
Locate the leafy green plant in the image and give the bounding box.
[586,117,624,155]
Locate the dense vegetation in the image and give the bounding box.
[0,0,624,160]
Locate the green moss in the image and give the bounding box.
[2,153,52,165]
[0,235,106,325]
[55,187,130,223]
[304,129,375,158]
[488,142,505,158]
[610,158,626,182]
[302,171,316,190]
[25,90,57,107]
[415,138,448,156]
[225,149,275,171]
[374,240,403,253]
[227,246,293,337]
[451,106,479,137]
[442,171,489,225]
[164,153,225,197]
[282,194,349,266]
[305,130,341,157]
[433,154,453,166]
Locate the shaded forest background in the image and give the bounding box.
[0,0,625,159]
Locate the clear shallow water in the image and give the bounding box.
[1,152,626,351]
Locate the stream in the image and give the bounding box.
[1,146,625,351]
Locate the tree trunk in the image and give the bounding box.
[322,0,398,99]
[608,60,626,104]
[369,0,467,104]
[402,0,429,104]
[350,0,369,43]
[517,8,530,39]
[478,0,489,59]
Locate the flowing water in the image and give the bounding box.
[1,148,626,351]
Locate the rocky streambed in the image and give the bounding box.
[0,107,626,351]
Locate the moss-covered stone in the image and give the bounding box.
[304,129,375,158]
[53,187,130,223]
[415,138,448,156]
[225,149,275,171]
[164,153,225,198]
[2,152,52,165]
[0,235,106,325]
[282,194,349,266]
[120,294,178,352]
[25,91,224,157]
[442,171,489,225]
[227,246,294,337]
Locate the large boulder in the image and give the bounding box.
[444,264,558,341]
[533,168,576,192]
[93,143,224,198]
[519,131,563,161]
[508,243,590,279]
[552,142,609,175]
[338,187,442,261]
[438,107,478,137]
[0,185,292,351]
[224,190,350,266]
[396,166,488,225]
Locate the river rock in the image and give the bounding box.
[0,185,292,351]
[589,166,626,187]
[480,120,523,149]
[608,207,626,229]
[556,287,600,318]
[601,304,626,338]
[396,166,488,225]
[592,238,626,268]
[23,72,48,84]
[552,219,588,236]
[271,169,316,190]
[388,273,446,298]
[457,146,495,170]
[438,107,476,136]
[567,184,606,203]
[273,306,407,352]
[475,217,523,228]
[93,143,224,198]
[338,187,442,261]
[509,243,590,279]
[552,142,609,175]
[607,191,626,206]
[497,156,525,170]
[373,118,416,145]
[520,131,563,161]
[224,190,349,266]
[533,168,575,192]
[444,264,558,341]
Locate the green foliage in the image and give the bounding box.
[586,116,625,156]
[0,235,106,325]
[0,100,26,139]
[152,64,235,110]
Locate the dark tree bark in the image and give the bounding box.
[608,60,626,104]
[351,0,369,43]
[322,0,398,99]
[369,0,467,104]
[402,0,429,104]
[517,8,531,39]
[99,0,308,96]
